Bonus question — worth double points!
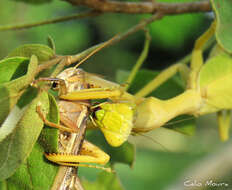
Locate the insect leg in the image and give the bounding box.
[36,105,78,133]
[59,87,123,101]
[45,140,112,172]
[188,21,216,89]
[217,110,231,141]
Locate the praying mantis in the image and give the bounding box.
[33,20,232,174]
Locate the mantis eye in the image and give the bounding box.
[92,106,102,119]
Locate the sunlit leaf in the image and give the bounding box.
[211,0,232,53]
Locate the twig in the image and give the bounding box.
[66,0,211,14]
[0,10,100,31]
[34,13,162,74]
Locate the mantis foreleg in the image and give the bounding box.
[188,21,216,90]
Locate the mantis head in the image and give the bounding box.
[92,103,134,147]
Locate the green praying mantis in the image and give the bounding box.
[34,20,232,172]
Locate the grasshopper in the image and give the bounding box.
[35,69,112,172]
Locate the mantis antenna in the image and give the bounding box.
[74,34,119,69]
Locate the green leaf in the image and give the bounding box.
[211,0,232,53]
[82,171,124,190]
[0,57,29,84]
[0,91,49,180]
[86,130,135,167]
[116,69,196,135]
[5,142,58,190]
[3,93,60,189]
[208,44,230,58]
[38,93,59,153]
[165,115,196,136]
[17,87,38,109]
[0,55,38,125]
[10,0,52,4]
[199,54,232,110]
[47,35,56,51]
[0,180,7,190]
[7,44,55,62]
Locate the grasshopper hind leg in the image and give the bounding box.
[45,140,112,172]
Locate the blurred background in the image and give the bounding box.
[1,0,232,189]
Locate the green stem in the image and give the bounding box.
[125,30,151,91]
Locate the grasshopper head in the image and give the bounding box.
[56,68,86,95]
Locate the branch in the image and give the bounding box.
[66,0,211,14]
[0,10,100,31]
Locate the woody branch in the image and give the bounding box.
[66,0,211,15]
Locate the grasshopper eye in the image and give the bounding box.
[51,81,59,90]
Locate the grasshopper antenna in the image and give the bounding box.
[74,34,119,69]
